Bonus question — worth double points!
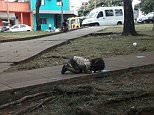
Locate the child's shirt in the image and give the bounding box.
[73,56,91,70]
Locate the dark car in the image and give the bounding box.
[142,16,154,23]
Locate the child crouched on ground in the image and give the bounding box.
[61,56,105,74]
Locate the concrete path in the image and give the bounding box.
[0,26,106,72]
[0,51,153,92]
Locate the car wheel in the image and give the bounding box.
[143,20,147,24]
[117,22,122,25]
[149,20,153,24]
[94,23,99,26]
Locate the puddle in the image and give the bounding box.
[136,56,145,58]
[102,70,110,72]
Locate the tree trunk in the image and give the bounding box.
[122,0,137,36]
[152,6,154,31]
[36,0,41,31]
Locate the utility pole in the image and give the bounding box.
[61,0,64,24]
[6,0,10,24]
[94,0,97,8]
[152,4,154,31]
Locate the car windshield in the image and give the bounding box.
[11,25,19,29]
[87,11,97,18]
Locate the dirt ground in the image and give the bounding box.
[0,64,154,115]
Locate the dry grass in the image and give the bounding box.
[5,24,154,72]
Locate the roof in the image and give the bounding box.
[32,10,77,15]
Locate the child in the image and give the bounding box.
[61,56,105,74]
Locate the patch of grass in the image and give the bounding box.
[6,24,154,72]
[0,31,52,40]
[101,24,154,33]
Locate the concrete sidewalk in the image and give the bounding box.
[0,26,106,73]
[0,51,153,92]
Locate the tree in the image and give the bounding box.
[36,0,42,31]
[139,0,154,31]
[78,0,123,16]
[140,0,154,14]
[122,0,137,36]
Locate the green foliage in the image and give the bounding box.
[140,0,154,14]
[78,0,123,16]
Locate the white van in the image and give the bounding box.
[82,6,124,26]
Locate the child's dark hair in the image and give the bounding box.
[90,58,105,72]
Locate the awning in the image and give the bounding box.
[33,10,77,15]
[0,12,16,20]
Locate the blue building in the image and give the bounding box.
[30,0,75,31]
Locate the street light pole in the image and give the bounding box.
[61,0,64,24]
[6,0,10,24]
[152,4,154,31]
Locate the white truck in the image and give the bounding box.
[82,6,124,26]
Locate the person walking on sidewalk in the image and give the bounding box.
[61,56,105,74]
[61,19,68,32]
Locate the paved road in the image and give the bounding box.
[0,26,106,72]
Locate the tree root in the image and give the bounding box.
[0,92,50,109]
[13,96,58,115]
[76,106,100,115]
[104,91,154,105]
[52,85,96,96]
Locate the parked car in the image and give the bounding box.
[82,6,124,26]
[143,16,154,23]
[137,12,154,23]
[0,26,10,32]
[8,24,32,32]
[137,16,147,23]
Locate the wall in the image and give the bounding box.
[33,14,54,31]
[0,0,33,27]
[30,0,69,11]
[0,1,31,12]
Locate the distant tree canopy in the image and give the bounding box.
[78,0,123,16]
[139,0,154,14]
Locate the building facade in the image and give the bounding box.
[30,0,75,31]
[0,0,33,27]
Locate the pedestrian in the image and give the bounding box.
[61,56,105,74]
[61,19,68,32]
[48,23,52,32]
